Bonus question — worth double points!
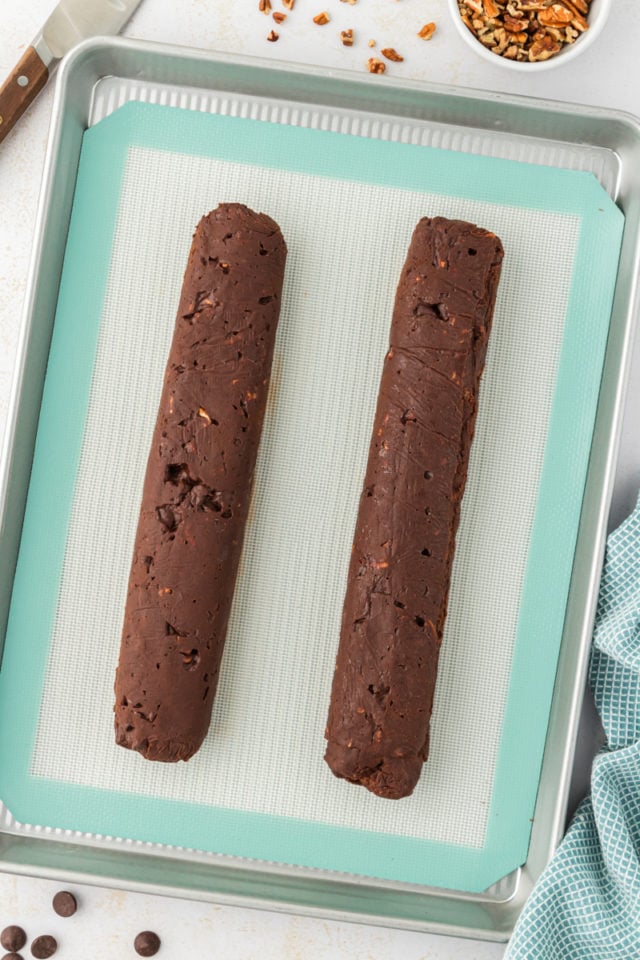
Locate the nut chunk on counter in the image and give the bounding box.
[115,203,287,762]
[325,217,504,799]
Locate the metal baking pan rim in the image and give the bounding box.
[81,35,640,142]
[0,34,639,940]
[0,808,521,906]
[0,854,515,942]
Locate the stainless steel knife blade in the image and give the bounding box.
[0,0,144,145]
[39,0,143,64]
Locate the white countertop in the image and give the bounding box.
[1,2,638,957]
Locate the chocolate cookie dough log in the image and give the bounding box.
[115,203,287,762]
[325,217,503,799]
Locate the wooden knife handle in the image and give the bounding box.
[0,46,49,146]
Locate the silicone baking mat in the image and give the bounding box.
[0,101,623,893]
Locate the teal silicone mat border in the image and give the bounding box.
[0,102,624,893]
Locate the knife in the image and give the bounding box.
[0,0,144,145]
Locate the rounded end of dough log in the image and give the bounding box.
[324,740,423,800]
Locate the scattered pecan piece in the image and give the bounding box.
[366,57,386,73]
[313,11,330,23]
[381,47,404,61]
[368,38,376,47]
[340,29,355,45]
[418,22,437,40]
[273,11,287,22]
[258,0,271,12]
[267,28,279,40]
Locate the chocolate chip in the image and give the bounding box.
[30,936,57,959]
[52,891,77,918]
[1,929,26,952]
[134,931,161,956]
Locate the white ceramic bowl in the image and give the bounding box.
[447,0,612,71]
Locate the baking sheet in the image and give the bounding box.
[0,98,624,894]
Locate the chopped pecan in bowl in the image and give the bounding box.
[448,0,611,68]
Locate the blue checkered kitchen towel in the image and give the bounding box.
[506,496,640,959]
